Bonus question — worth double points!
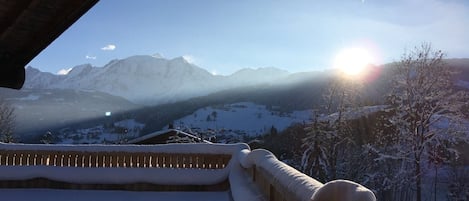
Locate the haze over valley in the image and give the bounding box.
[2,55,468,143]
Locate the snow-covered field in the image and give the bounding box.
[1,189,230,201]
[174,102,313,137]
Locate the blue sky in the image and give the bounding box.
[28,0,469,75]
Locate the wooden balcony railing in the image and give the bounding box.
[0,143,376,201]
[0,150,230,169]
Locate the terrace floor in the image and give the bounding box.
[1,189,231,201]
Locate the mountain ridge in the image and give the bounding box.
[24,55,293,105]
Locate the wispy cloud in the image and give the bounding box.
[85,55,97,60]
[101,44,116,51]
[57,68,72,75]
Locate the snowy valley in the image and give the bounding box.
[49,102,313,144]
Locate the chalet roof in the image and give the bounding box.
[128,129,211,144]
[0,0,98,89]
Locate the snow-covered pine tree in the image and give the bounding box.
[302,74,362,181]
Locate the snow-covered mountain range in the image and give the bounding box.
[24,55,290,104]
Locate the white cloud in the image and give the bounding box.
[101,44,116,51]
[85,55,97,60]
[182,55,196,64]
[57,68,72,75]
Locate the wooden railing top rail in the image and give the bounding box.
[0,143,248,170]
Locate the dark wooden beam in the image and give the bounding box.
[0,0,98,89]
[0,1,32,36]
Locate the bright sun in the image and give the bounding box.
[333,48,372,76]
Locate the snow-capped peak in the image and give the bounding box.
[151,53,164,59]
[57,68,73,75]
[66,64,93,76]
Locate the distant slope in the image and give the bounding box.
[174,102,312,137]
[0,88,138,140]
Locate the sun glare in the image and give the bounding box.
[333,48,373,76]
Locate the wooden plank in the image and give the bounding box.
[108,153,115,167]
[209,155,216,169]
[7,152,14,166]
[83,154,90,168]
[173,154,179,168]
[27,153,34,166]
[39,153,46,166]
[182,155,190,168]
[97,153,104,168]
[157,154,164,168]
[167,154,174,168]
[117,153,125,168]
[75,153,81,167]
[112,152,120,167]
[136,153,143,168]
[139,153,145,168]
[131,154,138,168]
[51,152,58,166]
[14,153,20,166]
[76,154,83,167]
[124,154,131,168]
[90,153,97,168]
[217,156,224,169]
[19,153,26,166]
[59,153,64,167]
[0,152,4,165]
[104,153,111,168]
[159,154,165,168]
[197,155,204,169]
[149,154,157,168]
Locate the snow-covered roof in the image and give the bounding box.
[127,129,211,144]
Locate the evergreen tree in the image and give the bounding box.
[302,73,363,181]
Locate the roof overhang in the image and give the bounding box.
[0,0,98,89]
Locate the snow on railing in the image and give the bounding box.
[238,149,377,201]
